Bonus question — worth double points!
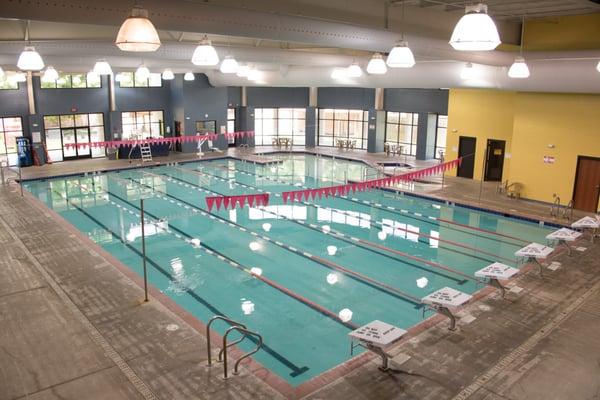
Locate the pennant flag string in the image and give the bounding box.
[203,158,461,210]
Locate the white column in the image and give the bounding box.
[26,71,36,114]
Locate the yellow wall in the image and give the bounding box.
[445,89,516,181]
[446,89,600,209]
[523,13,600,51]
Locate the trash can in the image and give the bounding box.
[16,137,33,167]
[32,143,47,166]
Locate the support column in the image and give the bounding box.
[415,112,437,160]
[236,106,255,147]
[26,71,36,115]
[367,109,385,153]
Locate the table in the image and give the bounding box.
[384,143,405,156]
[272,138,291,148]
[348,320,407,371]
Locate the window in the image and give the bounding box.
[43,113,105,162]
[41,73,101,89]
[227,108,236,144]
[0,117,24,166]
[0,75,19,90]
[317,109,368,149]
[254,108,306,146]
[385,112,419,156]
[118,72,162,88]
[435,115,448,159]
[121,111,164,140]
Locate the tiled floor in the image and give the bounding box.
[1,146,599,400]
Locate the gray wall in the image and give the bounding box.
[317,87,376,110]
[247,87,309,108]
[384,88,449,114]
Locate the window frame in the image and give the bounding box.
[254,108,306,146]
[317,108,368,150]
[118,72,163,88]
[43,112,106,162]
[384,111,419,156]
[0,116,24,166]
[40,73,102,89]
[434,114,448,160]
[121,110,165,140]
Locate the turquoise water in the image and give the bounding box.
[24,154,552,386]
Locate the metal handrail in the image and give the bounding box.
[206,316,246,366]
[550,196,561,217]
[563,199,574,221]
[222,326,263,378]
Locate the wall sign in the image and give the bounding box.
[543,156,555,164]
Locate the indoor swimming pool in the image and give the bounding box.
[24,154,554,387]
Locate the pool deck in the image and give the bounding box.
[1,147,599,400]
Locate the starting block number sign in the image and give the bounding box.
[571,216,600,229]
[422,287,472,308]
[515,243,554,259]
[546,228,582,242]
[475,262,520,280]
[348,320,407,348]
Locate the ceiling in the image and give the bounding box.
[0,0,599,92]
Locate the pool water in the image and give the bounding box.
[24,154,553,387]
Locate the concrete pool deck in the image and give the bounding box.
[1,147,599,399]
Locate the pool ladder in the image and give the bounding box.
[206,316,263,379]
[550,196,574,221]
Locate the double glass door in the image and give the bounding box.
[61,128,91,159]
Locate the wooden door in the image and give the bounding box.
[572,156,600,212]
[484,139,506,182]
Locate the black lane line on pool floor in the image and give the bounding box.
[155,168,482,285]
[197,162,527,247]
[174,165,511,267]
[50,187,310,378]
[115,171,426,307]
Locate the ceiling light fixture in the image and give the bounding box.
[115,6,161,52]
[449,3,501,51]
[387,1,415,68]
[17,46,44,71]
[597,60,600,73]
[0,66,4,78]
[184,72,195,81]
[247,68,261,81]
[162,69,174,80]
[346,62,363,78]
[508,56,530,78]
[191,36,219,66]
[387,41,416,68]
[93,60,113,75]
[508,17,530,79]
[220,55,239,74]
[87,70,99,82]
[366,53,387,74]
[136,64,150,80]
[13,71,27,83]
[41,66,59,82]
[331,67,348,80]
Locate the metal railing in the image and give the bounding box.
[550,196,561,217]
[206,315,263,379]
[563,199,574,221]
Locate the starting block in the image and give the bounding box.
[422,287,472,331]
[475,262,520,298]
[571,216,600,243]
[546,228,582,256]
[349,320,407,371]
[515,243,554,276]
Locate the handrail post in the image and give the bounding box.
[140,198,149,302]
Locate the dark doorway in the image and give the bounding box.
[457,136,476,179]
[572,156,600,212]
[484,139,506,181]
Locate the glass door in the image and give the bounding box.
[62,129,77,159]
[76,128,91,158]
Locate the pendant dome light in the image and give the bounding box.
[136,64,150,80]
[93,60,113,75]
[220,55,239,74]
[331,68,348,80]
[184,72,195,81]
[346,62,363,78]
[387,41,416,68]
[87,70,100,82]
[161,69,174,80]
[387,1,415,68]
[191,36,219,66]
[115,5,161,52]
[367,53,387,74]
[508,17,530,79]
[17,46,44,71]
[596,60,600,72]
[247,68,262,81]
[41,66,59,82]
[449,3,501,51]
[0,66,4,78]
